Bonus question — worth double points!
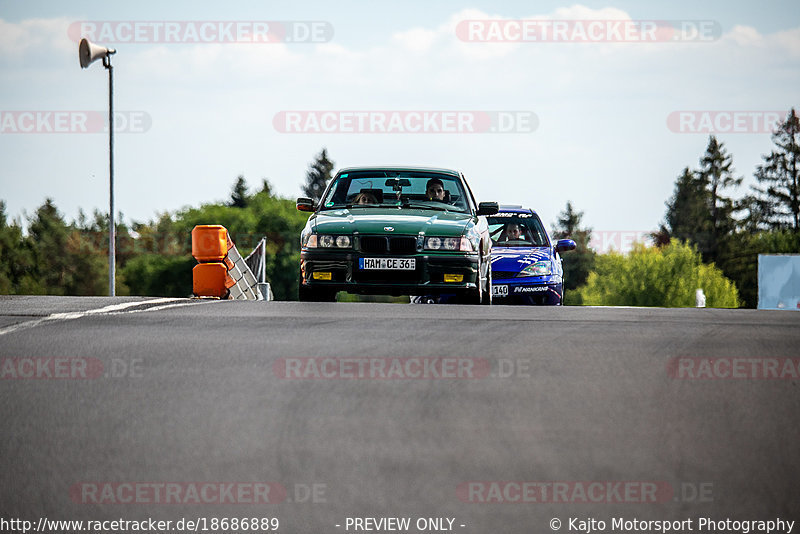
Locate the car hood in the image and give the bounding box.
[490,246,553,270]
[311,208,473,237]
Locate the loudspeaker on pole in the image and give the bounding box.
[79,38,116,69]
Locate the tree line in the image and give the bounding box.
[0,150,334,300]
[1,109,797,306]
[555,109,799,307]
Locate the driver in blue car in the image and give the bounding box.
[501,222,529,242]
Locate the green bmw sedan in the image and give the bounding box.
[297,167,499,303]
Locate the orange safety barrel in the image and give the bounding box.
[224,272,237,289]
[192,263,228,298]
[191,225,228,262]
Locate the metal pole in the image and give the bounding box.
[261,238,266,283]
[106,56,115,296]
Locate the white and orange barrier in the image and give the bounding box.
[191,225,269,300]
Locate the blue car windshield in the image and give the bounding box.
[320,171,469,213]
[488,213,549,247]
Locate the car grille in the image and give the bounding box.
[492,271,518,279]
[360,236,387,253]
[390,237,417,254]
[360,236,417,254]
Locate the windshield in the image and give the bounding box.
[320,170,470,213]
[487,213,550,247]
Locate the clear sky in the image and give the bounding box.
[1,0,798,240]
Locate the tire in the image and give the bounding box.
[461,259,489,305]
[298,282,337,302]
[481,264,493,305]
[461,288,482,305]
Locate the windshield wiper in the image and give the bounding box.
[347,203,381,209]
[401,201,451,211]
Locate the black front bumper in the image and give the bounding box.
[300,250,480,296]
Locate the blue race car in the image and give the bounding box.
[488,206,576,305]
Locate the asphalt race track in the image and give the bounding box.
[1,296,799,533]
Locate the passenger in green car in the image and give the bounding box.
[354,191,378,205]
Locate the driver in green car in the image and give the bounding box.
[426,178,446,201]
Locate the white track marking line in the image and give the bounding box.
[0,298,190,337]
[121,301,207,313]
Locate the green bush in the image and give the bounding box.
[121,254,195,297]
[123,190,311,300]
[578,240,740,308]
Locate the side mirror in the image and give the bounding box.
[477,202,499,216]
[296,197,316,212]
[556,239,577,253]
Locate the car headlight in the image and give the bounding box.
[518,261,551,277]
[304,234,352,249]
[424,237,475,252]
[464,229,480,252]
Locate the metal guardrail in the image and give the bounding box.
[191,225,271,301]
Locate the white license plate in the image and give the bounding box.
[492,284,508,297]
[359,257,416,270]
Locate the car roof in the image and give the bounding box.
[336,166,461,177]
[497,205,537,215]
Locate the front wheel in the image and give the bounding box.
[460,260,491,305]
[481,265,493,305]
[461,287,481,304]
[298,282,337,302]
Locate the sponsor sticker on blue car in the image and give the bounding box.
[514,286,549,293]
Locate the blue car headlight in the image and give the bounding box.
[518,261,551,277]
